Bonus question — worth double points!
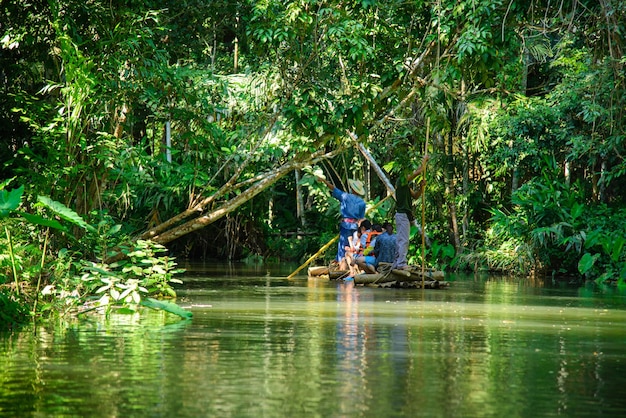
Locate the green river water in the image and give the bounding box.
[1,262,625,418]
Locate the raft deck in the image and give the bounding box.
[308,263,449,288]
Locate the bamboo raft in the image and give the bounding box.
[308,263,449,289]
[307,265,350,280]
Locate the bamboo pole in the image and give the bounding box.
[287,235,338,279]
[287,195,393,279]
[421,117,430,288]
[347,131,396,198]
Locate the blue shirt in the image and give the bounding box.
[360,229,372,248]
[373,232,397,264]
[331,188,366,220]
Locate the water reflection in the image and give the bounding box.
[1,270,626,417]
[336,280,359,371]
[335,280,368,415]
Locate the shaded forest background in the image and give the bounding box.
[1,0,625,290]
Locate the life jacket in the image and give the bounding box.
[365,230,382,248]
[360,230,382,255]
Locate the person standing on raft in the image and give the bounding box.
[318,177,366,271]
[393,155,430,270]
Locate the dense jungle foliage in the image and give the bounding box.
[1,0,625,327]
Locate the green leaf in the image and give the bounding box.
[96,285,110,294]
[36,196,96,233]
[594,272,612,285]
[117,307,137,314]
[98,294,110,306]
[611,237,625,263]
[118,287,133,300]
[570,202,583,220]
[17,211,68,232]
[0,186,24,218]
[578,252,597,275]
[141,297,193,319]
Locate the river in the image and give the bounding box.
[1,262,625,417]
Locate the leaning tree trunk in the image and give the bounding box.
[102,148,344,265]
[105,149,341,263]
[462,137,469,244]
[295,169,306,231]
[444,131,462,253]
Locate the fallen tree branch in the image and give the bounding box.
[142,148,343,245]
